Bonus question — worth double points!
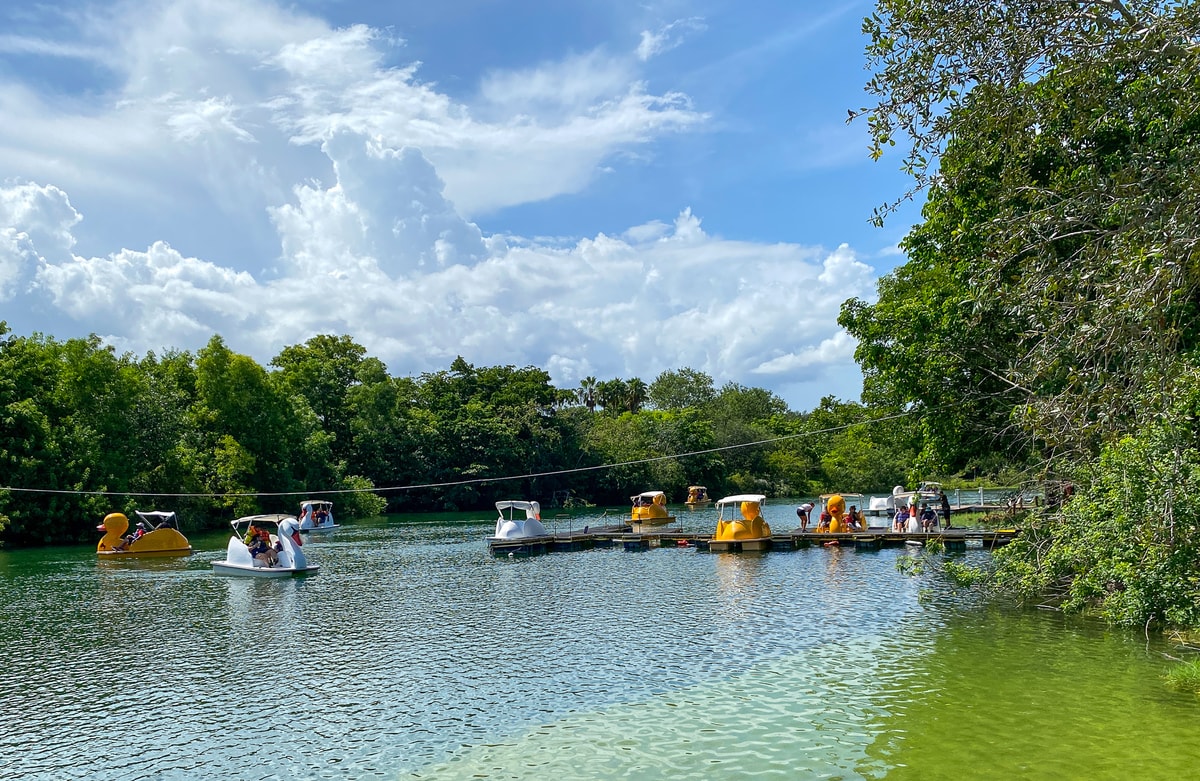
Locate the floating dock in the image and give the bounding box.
[488,526,1020,556]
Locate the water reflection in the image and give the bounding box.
[1,526,1197,780]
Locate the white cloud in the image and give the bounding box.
[6,169,870,407]
[0,1,878,408]
[636,18,707,62]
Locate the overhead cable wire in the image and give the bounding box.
[0,409,918,499]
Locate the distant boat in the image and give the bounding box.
[489,500,547,542]
[630,490,674,527]
[298,499,339,532]
[96,510,192,557]
[684,485,711,509]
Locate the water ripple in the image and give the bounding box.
[2,521,1197,779]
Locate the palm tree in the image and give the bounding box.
[577,376,598,412]
[596,378,628,414]
[626,378,648,413]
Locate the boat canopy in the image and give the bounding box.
[134,510,178,527]
[495,500,540,517]
[229,513,294,531]
[716,494,767,507]
[631,490,666,502]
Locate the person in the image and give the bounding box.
[247,530,279,567]
[893,508,908,532]
[796,502,813,532]
[920,504,937,531]
[847,505,863,531]
[939,490,953,529]
[817,510,831,532]
[132,522,146,540]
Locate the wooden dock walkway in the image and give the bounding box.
[488,525,1020,556]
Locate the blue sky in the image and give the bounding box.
[0,0,921,411]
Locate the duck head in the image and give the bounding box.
[96,512,130,551]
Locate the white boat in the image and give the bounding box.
[298,499,339,532]
[488,500,547,541]
[870,482,944,517]
[211,514,319,578]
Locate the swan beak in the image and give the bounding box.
[292,532,303,546]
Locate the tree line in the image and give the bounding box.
[0,325,977,548]
[846,0,1200,629]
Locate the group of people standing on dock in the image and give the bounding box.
[892,490,954,532]
[794,488,954,533]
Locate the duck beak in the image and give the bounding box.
[96,523,107,531]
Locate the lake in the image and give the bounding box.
[1,503,1197,780]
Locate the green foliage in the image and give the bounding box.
[335,476,387,518]
[852,0,1200,629]
[1163,658,1200,695]
[991,415,1200,628]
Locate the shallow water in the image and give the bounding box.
[0,508,1196,780]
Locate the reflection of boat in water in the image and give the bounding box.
[211,514,318,578]
[489,500,547,541]
[298,499,339,532]
[710,494,772,551]
[817,494,868,533]
[631,490,675,527]
[96,510,192,557]
[684,485,711,509]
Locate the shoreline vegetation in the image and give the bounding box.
[4,2,1200,655]
[840,0,1200,643]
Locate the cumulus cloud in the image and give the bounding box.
[7,170,872,407]
[0,0,875,408]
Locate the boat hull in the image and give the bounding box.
[631,516,675,528]
[98,546,192,558]
[211,561,319,578]
[300,523,340,533]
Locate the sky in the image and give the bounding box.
[0,0,922,412]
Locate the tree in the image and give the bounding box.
[270,334,369,464]
[854,0,1200,460]
[577,376,598,412]
[595,378,629,414]
[855,0,1200,627]
[625,378,648,414]
[648,368,716,411]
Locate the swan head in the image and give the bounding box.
[279,517,303,546]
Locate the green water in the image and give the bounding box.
[0,509,1196,780]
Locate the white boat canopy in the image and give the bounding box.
[134,510,178,527]
[495,500,540,516]
[631,490,666,502]
[715,494,768,507]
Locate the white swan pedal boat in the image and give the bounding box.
[211,514,319,578]
[298,498,339,532]
[488,500,547,542]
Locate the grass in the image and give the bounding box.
[1164,658,1200,694]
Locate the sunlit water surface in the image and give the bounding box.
[1,508,1197,780]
